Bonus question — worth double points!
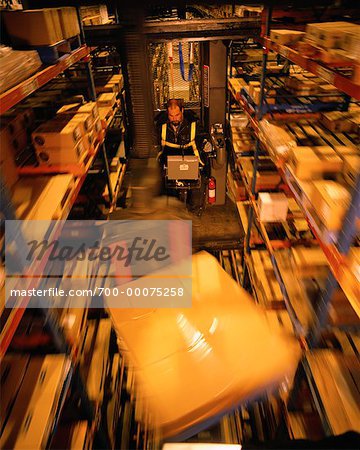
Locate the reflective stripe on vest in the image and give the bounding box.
[160,122,204,165]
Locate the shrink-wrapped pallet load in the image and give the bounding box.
[109,251,301,439]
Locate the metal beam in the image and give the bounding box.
[84,17,260,45]
[144,17,261,41]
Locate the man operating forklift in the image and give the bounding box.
[156,98,212,215]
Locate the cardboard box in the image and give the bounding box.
[341,29,360,58]
[320,112,355,133]
[106,80,120,93]
[289,146,323,179]
[319,84,341,102]
[1,108,35,135]
[3,9,63,46]
[311,180,350,230]
[267,63,285,74]
[80,4,108,24]
[285,76,319,95]
[96,83,118,95]
[230,113,248,128]
[57,101,99,123]
[0,355,71,450]
[36,138,86,165]
[306,22,353,48]
[97,92,116,108]
[0,355,30,431]
[93,118,102,135]
[233,137,253,152]
[270,29,305,45]
[262,121,296,159]
[62,113,93,136]
[252,87,261,105]
[342,155,360,187]
[258,192,289,222]
[291,247,328,278]
[242,158,282,189]
[290,146,343,179]
[0,125,27,156]
[312,146,343,173]
[98,106,114,127]
[0,126,19,189]
[334,145,359,158]
[316,27,343,48]
[82,132,97,152]
[32,118,82,151]
[57,7,80,39]
[248,81,260,98]
[110,74,124,91]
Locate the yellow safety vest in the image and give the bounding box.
[159,121,204,166]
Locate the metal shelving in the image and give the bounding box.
[0,8,128,449]
[260,37,360,101]
[228,6,360,440]
[0,46,90,115]
[229,79,360,327]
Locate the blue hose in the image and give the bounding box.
[178,43,194,82]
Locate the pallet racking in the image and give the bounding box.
[227,5,360,439]
[0,6,129,448]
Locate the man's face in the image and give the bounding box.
[168,106,183,126]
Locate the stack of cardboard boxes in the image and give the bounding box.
[0,355,72,449]
[258,192,289,223]
[270,29,305,46]
[269,23,360,62]
[2,7,80,47]
[0,108,35,190]
[285,74,319,96]
[32,101,101,166]
[305,22,360,57]
[248,81,261,105]
[231,127,254,154]
[80,4,109,26]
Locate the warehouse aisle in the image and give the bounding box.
[192,196,244,251]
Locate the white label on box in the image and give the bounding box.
[180,164,189,171]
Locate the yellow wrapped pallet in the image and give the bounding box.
[109,251,301,439]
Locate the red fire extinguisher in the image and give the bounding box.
[208,177,216,204]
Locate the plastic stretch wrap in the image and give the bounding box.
[259,119,297,160]
[109,251,301,439]
[0,45,42,94]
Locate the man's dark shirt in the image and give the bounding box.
[155,110,208,158]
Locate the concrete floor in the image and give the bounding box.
[192,196,244,251]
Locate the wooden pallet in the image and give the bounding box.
[32,35,81,65]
